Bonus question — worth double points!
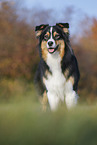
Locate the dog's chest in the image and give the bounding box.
[44,53,66,101]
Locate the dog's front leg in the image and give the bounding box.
[65,80,78,109]
[47,92,60,111]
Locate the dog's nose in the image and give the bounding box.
[48,41,53,47]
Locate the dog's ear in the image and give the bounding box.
[35,24,49,38]
[56,23,69,33]
[56,23,73,54]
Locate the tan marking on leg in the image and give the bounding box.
[40,91,48,112]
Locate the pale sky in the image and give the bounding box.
[23,0,97,18]
[21,0,97,34]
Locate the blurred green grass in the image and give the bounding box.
[0,78,37,102]
[0,79,97,145]
[0,102,97,145]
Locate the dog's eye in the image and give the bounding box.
[55,34,61,39]
[44,34,49,40]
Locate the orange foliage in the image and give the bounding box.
[73,18,97,100]
[0,1,39,80]
[0,1,97,100]
[91,18,97,40]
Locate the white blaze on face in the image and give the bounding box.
[47,27,56,49]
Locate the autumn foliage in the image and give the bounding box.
[0,1,97,101]
[73,18,97,101]
[0,1,38,79]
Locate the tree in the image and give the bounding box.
[72,17,97,101]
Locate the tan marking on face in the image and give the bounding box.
[45,32,50,37]
[41,40,48,61]
[56,40,65,59]
[53,31,59,37]
[69,76,75,86]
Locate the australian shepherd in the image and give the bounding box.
[34,23,80,110]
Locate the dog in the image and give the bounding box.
[34,23,80,110]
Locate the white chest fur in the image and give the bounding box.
[45,52,66,110]
[44,52,78,110]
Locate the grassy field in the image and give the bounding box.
[0,101,97,145]
[0,79,97,145]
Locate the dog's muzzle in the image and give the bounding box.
[48,45,59,54]
[47,40,59,54]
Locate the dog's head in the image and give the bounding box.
[35,23,69,61]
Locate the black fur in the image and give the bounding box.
[34,23,80,96]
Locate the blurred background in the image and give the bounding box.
[0,0,97,102]
[0,0,97,145]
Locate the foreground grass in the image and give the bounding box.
[0,78,97,145]
[0,100,97,145]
